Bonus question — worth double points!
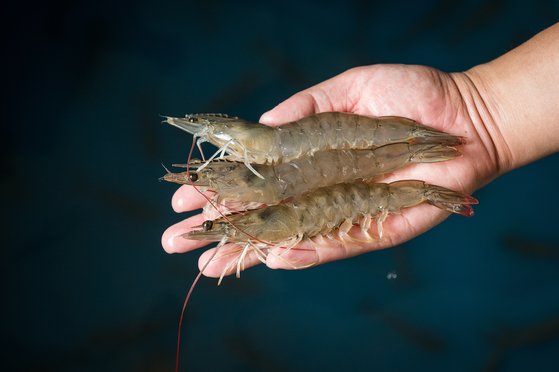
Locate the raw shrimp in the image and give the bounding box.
[184,181,477,280]
[163,112,463,177]
[162,143,460,205]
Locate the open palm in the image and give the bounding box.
[162,64,501,277]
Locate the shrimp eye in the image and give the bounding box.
[188,117,198,123]
[202,220,213,231]
[189,172,198,182]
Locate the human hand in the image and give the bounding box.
[162,64,507,277]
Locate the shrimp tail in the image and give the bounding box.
[409,144,461,163]
[412,127,464,146]
[423,184,479,216]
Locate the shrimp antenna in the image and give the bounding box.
[175,238,223,372]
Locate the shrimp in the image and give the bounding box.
[162,143,461,205]
[184,181,477,281]
[163,112,463,178]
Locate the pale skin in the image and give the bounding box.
[162,23,559,278]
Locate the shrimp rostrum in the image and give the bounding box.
[162,143,461,205]
[184,181,478,281]
[163,112,463,178]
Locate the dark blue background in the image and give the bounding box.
[4,1,559,371]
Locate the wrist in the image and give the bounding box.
[449,68,514,177]
[459,24,559,173]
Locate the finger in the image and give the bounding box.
[266,243,320,269]
[260,92,319,125]
[265,236,362,270]
[260,68,361,125]
[162,214,213,253]
[198,244,264,279]
[172,185,214,213]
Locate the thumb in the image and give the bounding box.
[260,92,319,126]
[259,68,360,126]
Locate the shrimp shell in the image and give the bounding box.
[164,112,463,166]
[184,181,478,246]
[163,143,460,205]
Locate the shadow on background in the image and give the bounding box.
[4,1,559,371]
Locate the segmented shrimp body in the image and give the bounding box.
[185,181,478,247]
[164,113,463,168]
[163,143,460,205]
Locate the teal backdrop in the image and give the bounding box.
[4,1,559,371]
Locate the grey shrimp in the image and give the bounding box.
[163,112,463,178]
[162,143,461,205]
[184,181,477,281]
